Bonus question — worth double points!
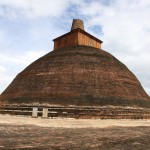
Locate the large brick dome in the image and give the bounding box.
[0,19,150,108]
[0,45,149,107]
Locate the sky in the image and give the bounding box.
[0,0,150,96]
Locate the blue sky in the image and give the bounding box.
[0,0,150,95]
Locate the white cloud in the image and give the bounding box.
[0,0,72,19]
[0,30,6,48]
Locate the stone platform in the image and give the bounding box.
[0,104,150,119]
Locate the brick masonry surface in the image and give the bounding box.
[0,46,149,108]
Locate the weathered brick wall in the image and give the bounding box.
[0,46,150,107]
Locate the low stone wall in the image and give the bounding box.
[0,105,150,119]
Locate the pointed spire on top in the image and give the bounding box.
[71,19,84,31]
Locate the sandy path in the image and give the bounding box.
[0,114,150,128]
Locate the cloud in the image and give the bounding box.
[0,0,72,19]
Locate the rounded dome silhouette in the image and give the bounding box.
[1,45,149,107]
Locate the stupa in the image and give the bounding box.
[0,19,150,118]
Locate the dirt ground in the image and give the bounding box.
[0,115,150,150]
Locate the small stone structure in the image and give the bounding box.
[42,108,48,118]
[32,107,38,118]
[53,19,102,49]
[71,19,85,30]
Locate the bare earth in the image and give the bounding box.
[0,115,150,150]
